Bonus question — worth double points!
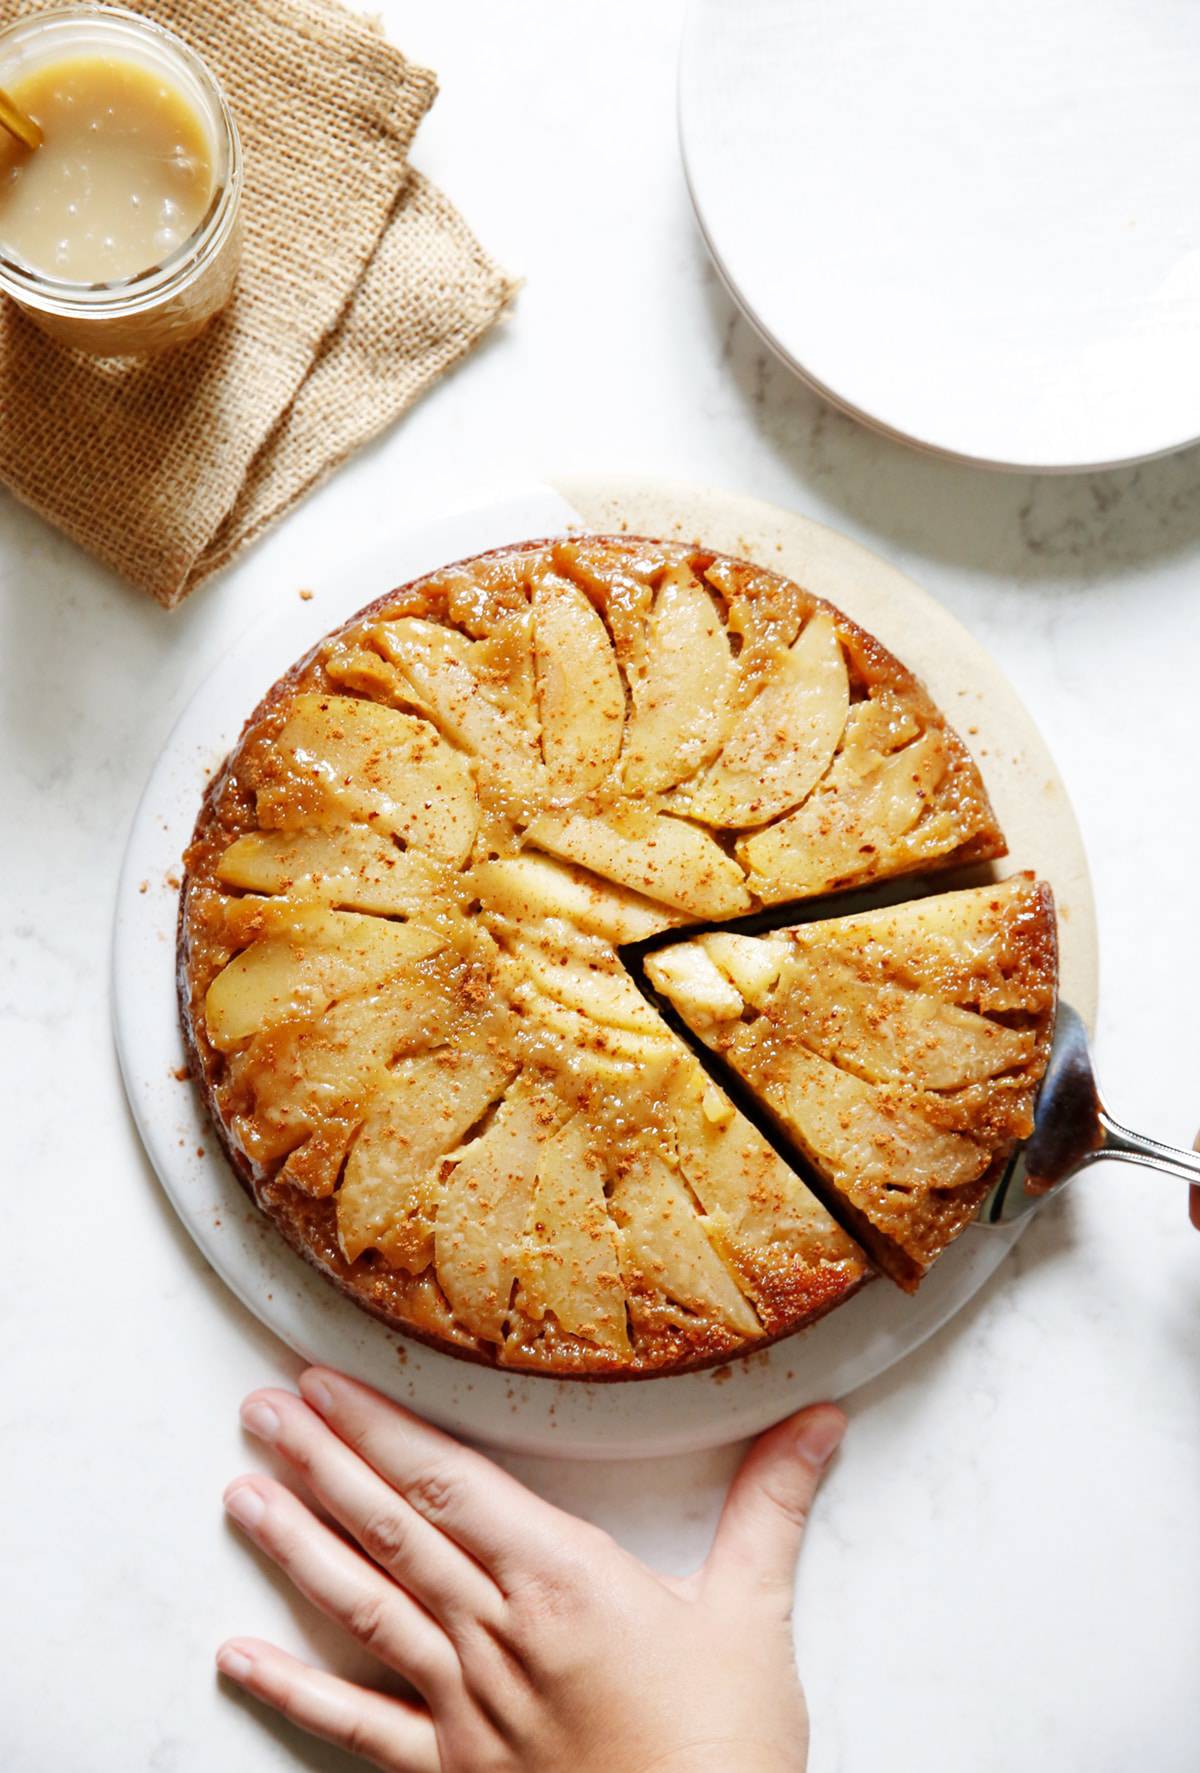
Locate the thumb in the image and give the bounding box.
[705,1404,846,1606]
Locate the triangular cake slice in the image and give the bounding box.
[645,876,1058,1290]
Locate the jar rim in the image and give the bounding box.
[0,4,242,318]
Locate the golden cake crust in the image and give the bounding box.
[179,535,1010,1376]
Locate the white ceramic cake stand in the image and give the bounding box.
[112,477,1097,1457]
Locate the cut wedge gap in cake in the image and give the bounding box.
[626,933,906,1282]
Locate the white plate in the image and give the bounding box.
[679,0,1200,471]
[113,478,1096,1457]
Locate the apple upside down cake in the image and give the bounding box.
[179,536,1055,1377]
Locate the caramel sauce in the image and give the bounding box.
[0,54,213,282]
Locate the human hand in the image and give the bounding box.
[217,1367,846,1773]
[1191,1134,1200,1231]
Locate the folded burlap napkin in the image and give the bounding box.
[0,0,516,605]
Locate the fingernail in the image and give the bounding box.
[224,1483,266,1530]
[792,1408,846,1470]
[217,1641,254,1681]
[301,1372,333,1416]
[240,1400,280,1441]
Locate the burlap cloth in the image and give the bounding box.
[0,0,517,605]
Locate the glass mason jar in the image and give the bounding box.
[0,6,242,355]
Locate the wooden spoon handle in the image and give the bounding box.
[0,87,42,152]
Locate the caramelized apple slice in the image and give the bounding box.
[323,643,414,706]
[526,809,750,918]
[205,909,445,1051]
[611,1149,760,1338]
[550,538,654,673]
[669,1070,860,1262]
[472,854,683,944]
[732,1028,988,1191]
[336,1047,515,1270]
[517,1115,629,1353]
[502,966,677,1075]
[216,828,450,918]
[436,1079,562,1344]
[739,725,951,902]
[326,621,541,743]
[674,611,849,828]
[621,567,734,792]
[531,570,624,792]
[473,607,540,733]
[664,925,1036,1090]
[253,694,478,865]
[699,931,789,1007]
[645,943,744,1026]
[510,925,665,1035]
[657,878,1055,1287]
[788,875,1056,1014]
[768,951,1036,1089]
[666,1070,870,1323]
[372,619,546,807]
[225,953,486,1161]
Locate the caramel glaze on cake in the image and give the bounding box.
[179,535,1012,1378]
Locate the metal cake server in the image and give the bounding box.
[978,1002,1200,1224]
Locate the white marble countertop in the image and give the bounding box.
[3,4,1198,1769]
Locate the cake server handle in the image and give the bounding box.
[979,1002,1200,1224]
[1085,1115,1200,1186]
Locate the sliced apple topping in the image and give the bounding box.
[505,920,665,1035]
[728,1032,990,1202]
[326,616,535,732]
[517,1115,629,1353]
[526,808,750,918]
[252,693,478,865]
[500,960,678,1084]
[674,610,850,828]
[658,925,1035,1092]
[611,1149,760,1338]
[371,618,546,808]
[323,643,414,707]
[224,951,489,1162]
[765,951,1036,1089]
[795,875,1056,1014]
[837,690,921,767]
[474,608,539,732]
[739,724,953,902]
[701,556,806,693]
[436,1077,563,1344]
[531,569,625,793]
[204,908,446,1051]
[669,1069,863,1268]
[471,854,683,945]
[698,931,789,1007]
[620,566,734,793]
[336,1047,516,1271]
[645,942,744,1027]
[550,538,655,674]
[216,827,454,919]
